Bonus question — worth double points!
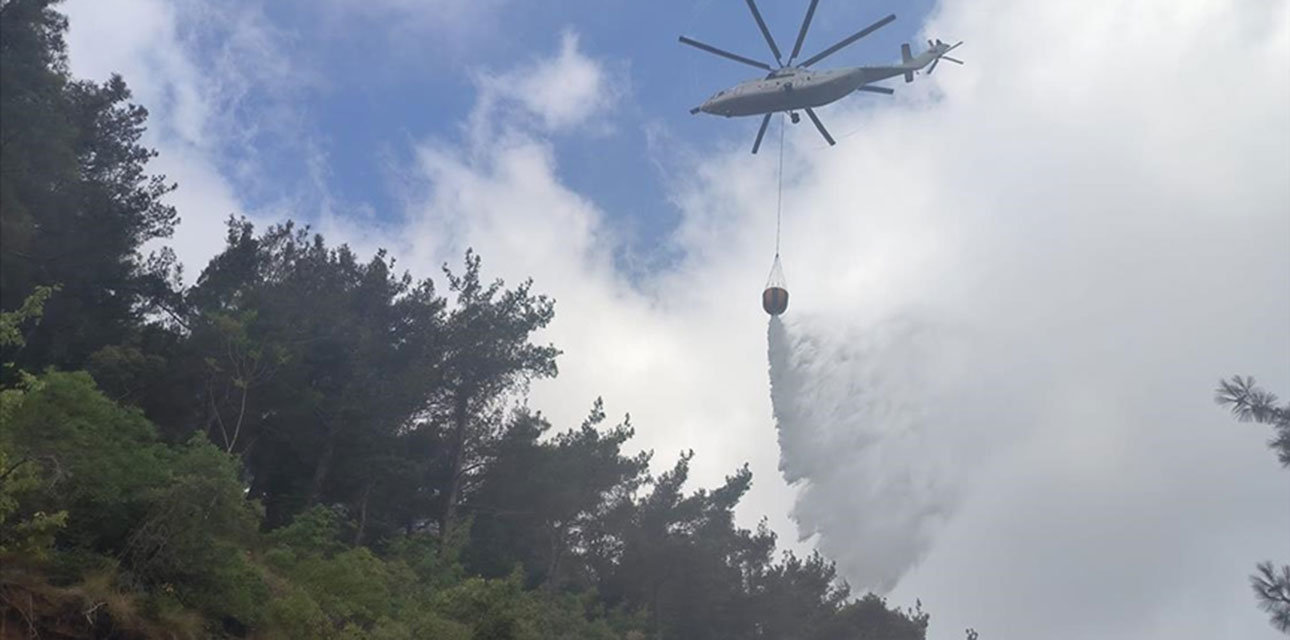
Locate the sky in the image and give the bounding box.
[60,0,1290,638]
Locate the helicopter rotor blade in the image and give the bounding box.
[678,36,773,71]
[942,56,964,64]
[745,0,783,67]
[927,57,940,75]
[799,13,896,68]
[788,0,820,64]
[856,85,894,95]
[804,107,835,146]
[751,113,773,155]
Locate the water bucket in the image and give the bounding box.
[763,254,788,316]
[762,286,789,315]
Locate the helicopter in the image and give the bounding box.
[680,0,964,153]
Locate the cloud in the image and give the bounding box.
[754,0,1289,596]
[370,8,1289,637]
[291,26,809,550]
[361,104,801,545]
[503,30,619,131]
[62,0,306,279]
[723,0,1289,637]
[316,0,507,34]
[58,0,1290,638]
[308,0,512,62]
[471,30,623,138]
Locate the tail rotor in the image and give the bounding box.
[926,39,965,75]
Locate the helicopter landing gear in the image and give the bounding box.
[789,111,801,124]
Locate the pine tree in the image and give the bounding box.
[1216,376,1290,634]
[1,0,179,372]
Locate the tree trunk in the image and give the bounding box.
[308,436,336,507]
[440,392,471,537]
[353,481,374,546]
[543,524,565,591]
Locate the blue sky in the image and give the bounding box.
[61,1,1290,638]
[180,0,938,256]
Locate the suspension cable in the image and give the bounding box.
[775,112,785,256]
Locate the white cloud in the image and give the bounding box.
[311,0,511,61]
[375,2,1290,639]
[62,0,307,279]
[733,1,1288,638]
[357,110,803,546]
[322,0,502,20]
[500,30,618,131]
[469,30,623,139]
[58,1,1290,638]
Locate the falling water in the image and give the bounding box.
[767,314,957,592]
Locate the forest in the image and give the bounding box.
[0,1,933,637]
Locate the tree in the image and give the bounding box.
[431,250,560,536]
[1,0,179,373]
[462,400,650,589]
[576,448,930,640]
[197,311,283,454]
[0,288,68,562]
[182,220,450,533]
[1216,375,1290,467]
[1,370,169,553]
[1216,376,1290,634]
[1,6,938,634]
[1252,562,1290,635]
[749,549,849,639]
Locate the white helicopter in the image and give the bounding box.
[681,0,963,153]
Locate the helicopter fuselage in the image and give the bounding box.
[678,0,961,153]
[696,64,910,117]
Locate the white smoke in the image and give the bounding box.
[768,313,968,592]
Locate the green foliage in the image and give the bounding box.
[435,248,562,535]
[278,546,402,627]
[261,588,333,639]
[463,402,649,587]
[0,333,928,640]
[263,509,408,629]
[0,5,932,638]
[433,572,622,640]
[122,435,266,622]
[267,505,348,557]
[2,0,178,372]
[181,219,453,532]
[0,287,59,525]
[2,370,169,552]
[0,284,57,350]
[434,574,542,639]
[0,447,69,560]
[0,371,267,628]
[386,528,467,591]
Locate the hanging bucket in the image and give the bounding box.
[762,254,789,316]
[763,286,789,316]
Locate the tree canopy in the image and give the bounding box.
[0,2,932,637]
